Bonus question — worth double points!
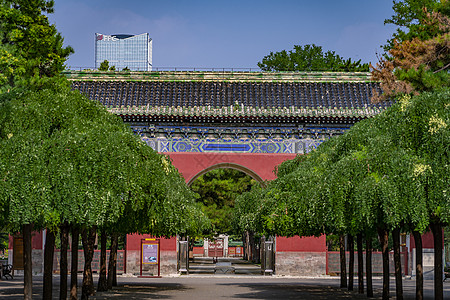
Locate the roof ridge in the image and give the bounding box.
[64,70,374,82]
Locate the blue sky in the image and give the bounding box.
[49,0,398,70]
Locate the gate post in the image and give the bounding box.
[261,238,274,275]
[178,240,189,275]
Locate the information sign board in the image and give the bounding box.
[142,243,158,264]
[140,239,161,277]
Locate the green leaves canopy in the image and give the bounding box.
[0,85,209,236]
[233,88,449,238]
[258,44,369,72]
[384,0,450,50]
[0,0,73,88]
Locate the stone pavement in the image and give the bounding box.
[1,274,449,299]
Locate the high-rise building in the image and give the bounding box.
[95,33,152,71]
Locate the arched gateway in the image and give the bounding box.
[66,70,391,276]
[169,153,296,186]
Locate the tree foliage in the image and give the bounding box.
[190,168,257,234]
[232,87,449,298]
[0,85,210,235]
[372,1,449,101]
[258,44,369,72]
[0,0,73,88]
[98,60,109,71]
[384,0,450,50]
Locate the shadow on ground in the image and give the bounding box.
[92,283,189,299]
[218,282,374,299]
[0,279,189,300]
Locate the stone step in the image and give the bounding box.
[187,258,262,275]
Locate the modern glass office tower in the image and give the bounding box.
[95,33,152,71]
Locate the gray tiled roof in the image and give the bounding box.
[69,71,391,119]
[72,81,389,108]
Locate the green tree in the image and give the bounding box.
[96,149,209,291]
[383,0,450,51]
[253,88,448,299]
[372,0,449,101]
[99,60,109,71]
[0,0,73,88]
[257,44,369,72]
[0,84,211,299]
[0,86,132,299]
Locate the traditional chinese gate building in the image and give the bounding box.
[7,71,436,276]
[66,70,394,275]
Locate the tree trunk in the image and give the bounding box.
[339,235,347,288]
[392,228,403,300]
[113,235,118,286]
[97,230,108,292]
[113,258,117,286]
[43,229,56,300]
[366,237,373,298]
[378,228,390,300]
[430,222,443,300]
[242,233,247,261]
[412,230,423,300]
[23,223,33,300]
[249,231,255,263]
[113,246,117,287]
[81,227,96,300]
[70,226,79,300]
[348,234,354,291]
[107,233,118,290]
[243,232,248,261]
[357,233,364,294]
[60,223,69,300]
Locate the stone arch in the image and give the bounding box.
[186,162,265,187]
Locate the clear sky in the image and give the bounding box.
[49,0,398,70]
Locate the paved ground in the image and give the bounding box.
[1,274,449,299]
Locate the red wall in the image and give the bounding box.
[167,152,297,183]
[276,235,326,252]
[410,231,441,250]
[126,233,176,251]
[9,231,44,250]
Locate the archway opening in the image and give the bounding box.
[187,162,265,187]
[188,164,262,263]
[189,165,261,235]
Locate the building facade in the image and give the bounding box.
[95,33,152,71]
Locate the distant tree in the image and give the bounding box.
[122,66,130,71]
[99,60,109,71]
[190,168,258,234]
[257,44,369,72]
[109,65,115,71]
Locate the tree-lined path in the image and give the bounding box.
[1,275,449,299]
